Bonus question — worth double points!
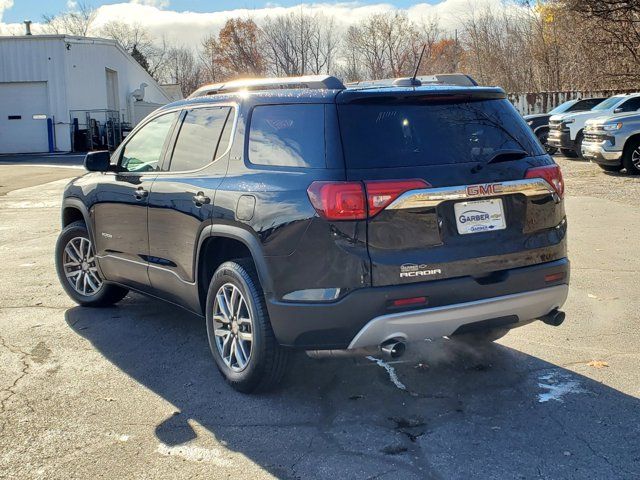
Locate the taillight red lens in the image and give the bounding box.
[307,179,429,221]
[307,181,367,220]
[365,179,430,216]
[525,164,564,198]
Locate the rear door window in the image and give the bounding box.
[248,104,325,168]
[338,99,542,169]
[168,107,233,172]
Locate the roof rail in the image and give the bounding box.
[345,73,478,88]
[188,75,345,98]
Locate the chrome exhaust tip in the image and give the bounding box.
[541,309,566,327]
[380,339,406,359]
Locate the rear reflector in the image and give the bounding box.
[307,179,429,221]
[391,296,427,307]
[544,272,566,283]
[525,164,564,198]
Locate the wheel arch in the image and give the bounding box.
[533,124,549,136]
[61,198,94,243]
[623,133,640,155]
[195,225,273,314]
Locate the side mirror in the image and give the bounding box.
[613,108,623,114]
[84,151,111,172]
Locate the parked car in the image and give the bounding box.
[524,97,606,154]
[54,75,569,393]
[582,111,640,174]
[548,93,640,157]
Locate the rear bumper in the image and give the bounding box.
[267,258,569,349]
[348,285,568,349]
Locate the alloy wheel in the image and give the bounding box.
[213,283,253,371]
[62,236,103,296]
[632,147,640,169]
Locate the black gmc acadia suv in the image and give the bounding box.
[55,75,569,393]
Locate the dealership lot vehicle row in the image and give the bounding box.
[1,158,639,479]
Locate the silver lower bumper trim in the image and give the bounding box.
[347,285,569,349]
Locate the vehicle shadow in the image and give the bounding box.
[65,294,640,479]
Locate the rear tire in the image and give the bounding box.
[598,164,623,172]
[622,138,640,175]
[205,259,289,393]
[55,221,129,307]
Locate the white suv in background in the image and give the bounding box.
[548,93,640,157]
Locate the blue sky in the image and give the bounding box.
[4,0,439,23]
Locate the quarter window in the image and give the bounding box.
[169,107,233,172]
[119,112,178,172]
[248,104,325,168]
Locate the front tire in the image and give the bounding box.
[598,164,623,172]
[561,148,578,158]
[55,221,128,307]
[205,259,289,393]
[574,132,584,158]
[536,130,557,155]
[622,138,640,175]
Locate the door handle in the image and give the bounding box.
[193,192,211,206]
[134,187,148,200]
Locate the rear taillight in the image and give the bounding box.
[307,181,366,220]
[525,164,564,198]
[307,179,429,221]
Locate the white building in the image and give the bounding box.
[0,34,174,154]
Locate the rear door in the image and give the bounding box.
[147,105,234,311]
[337,96,566,287]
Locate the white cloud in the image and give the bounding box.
[66,0,78,10]
[130,0,170,7]
[0,0,13,22]
[0,1,515,44]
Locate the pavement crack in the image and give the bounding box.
[0,336,33,429]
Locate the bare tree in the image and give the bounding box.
[42,1,96,36]
[262,11,339,76]
[160,46,202,97]
[99,21,168,79]
[342,12,422,80]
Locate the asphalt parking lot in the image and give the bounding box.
[1,155,639,479]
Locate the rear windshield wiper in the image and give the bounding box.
[469,106,531,154]
[486,149,529,164]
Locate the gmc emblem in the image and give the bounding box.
[466,184,503,196]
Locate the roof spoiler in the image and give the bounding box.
[346,73,479,88]
[188,75,346,98]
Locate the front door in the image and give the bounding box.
[147,106,234,311]
[92,111,180,290]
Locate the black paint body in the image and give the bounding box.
[62,86,569,349]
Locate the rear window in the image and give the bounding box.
[338,99,543,168]
[248,104,325,168]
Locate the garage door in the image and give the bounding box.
[0,82,50,154]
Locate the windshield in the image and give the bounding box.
[591,97,624,111]
[338,98,543,168]
[549,101,576,115]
